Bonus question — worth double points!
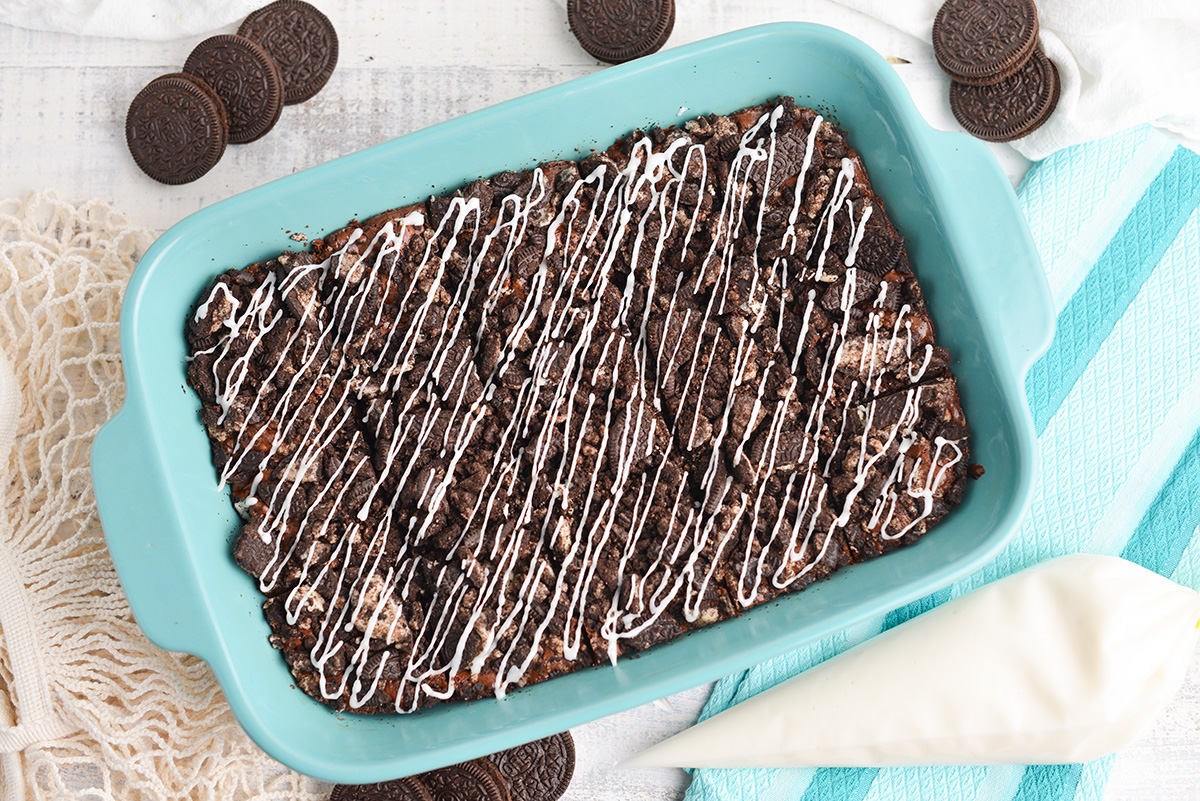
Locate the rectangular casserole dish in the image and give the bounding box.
[91,22,1053,783]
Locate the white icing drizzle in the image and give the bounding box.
[845,204,873,267]
[191,102,964,713]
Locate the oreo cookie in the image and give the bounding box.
[488,732,576,801]
[568,0,675,64]
[933,0,1040,85]
[949,49,1060,142]
[419,761,509,801]
[239,0,339,104]
[184,34,284,144]
[328,777,433,801]
[126,72,228,185]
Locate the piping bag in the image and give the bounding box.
[625,554,1200,768]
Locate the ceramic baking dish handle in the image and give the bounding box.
[929,130,1055,381]
[91,403,219,659]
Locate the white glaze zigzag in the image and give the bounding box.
[192,102,966,712]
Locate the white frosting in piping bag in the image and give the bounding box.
[625,554,1200,768]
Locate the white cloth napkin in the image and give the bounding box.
[0,0,258,40]
[833,0,1200,159]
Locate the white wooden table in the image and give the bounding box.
[1,2,1195,798]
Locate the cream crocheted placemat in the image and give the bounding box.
[0,193,330,801]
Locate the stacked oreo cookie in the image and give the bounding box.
[330,732,575,801]
[125,1,337,184]
[186,98,972,715]
[933,0,1060,142]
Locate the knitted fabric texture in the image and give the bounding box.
[0,193,329,801]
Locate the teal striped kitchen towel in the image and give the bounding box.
[685,125,1200,801]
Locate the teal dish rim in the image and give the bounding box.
[92,22,1053,782]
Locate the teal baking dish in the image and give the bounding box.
[91,22,1052,782]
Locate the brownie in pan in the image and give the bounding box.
[185,96,970,713]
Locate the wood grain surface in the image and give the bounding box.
[0,2,1193,799]
[0,0,1028,230]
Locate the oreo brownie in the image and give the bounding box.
[186,97,971,713]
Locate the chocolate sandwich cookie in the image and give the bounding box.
[419,762,509,801]
[329,778,433,801]
[933,0,1040,86]
[950,49,1060,142]
[126,72,228,185]
[184,34,284,144]
[487,732,576,801]
[568,0,675,64]
[239,0,338,104]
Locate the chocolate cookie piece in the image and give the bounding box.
[329,778,434,801]
[126,72,228,185]
[823,376,969,561]
[647,0,675,59]
[419,762,509,801]
[950,49,1060,142]
[568,0,675,64]
[487,732,575,801]
[933,0,1040,86]
[184,34,284,144]
[239,0,338,104]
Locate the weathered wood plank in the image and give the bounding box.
[0,0,964,231]
[0,0,936,70]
